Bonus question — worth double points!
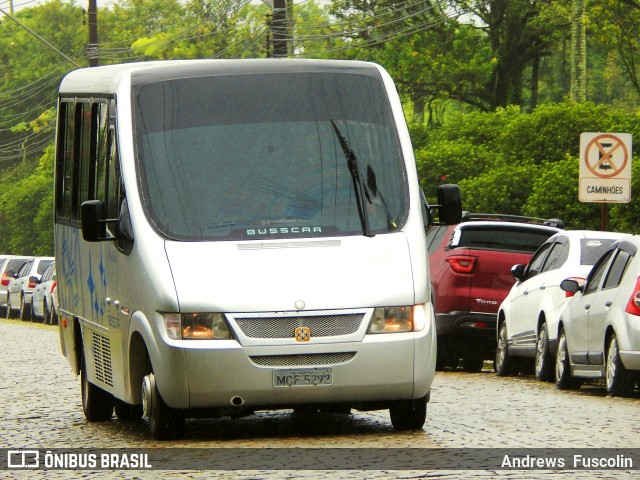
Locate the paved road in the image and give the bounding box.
[1,318,639,479]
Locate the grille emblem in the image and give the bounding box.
[295,326,311,342]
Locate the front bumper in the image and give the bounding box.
[155,327,436,410]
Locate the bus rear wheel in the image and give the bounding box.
[142,373,185,440]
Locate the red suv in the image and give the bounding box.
[426,214,562,372]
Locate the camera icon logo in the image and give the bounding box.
[8,450,40,469]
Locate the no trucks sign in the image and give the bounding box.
[579,132,632,203]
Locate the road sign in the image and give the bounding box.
[579,132,632,203]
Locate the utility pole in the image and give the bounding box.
[86,0,99,67]
[271,0,287,58]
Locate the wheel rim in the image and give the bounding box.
[535,328,547,375]
[142,374,153,419]
[606,337,618,391]
[496,325,507,370]
[556,334,567,380]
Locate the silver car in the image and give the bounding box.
[6,256,54,320]
[557,236,640,396]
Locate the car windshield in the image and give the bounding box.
[133,71,408,241]
[455,225,555,253]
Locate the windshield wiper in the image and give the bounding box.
[329,120,373,237]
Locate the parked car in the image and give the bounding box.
[426,213,562,372]
[556,235,640,396]
[495,230,628,380]
[6,256,54,320]
[0,256,32,317]
[32,261,58,325]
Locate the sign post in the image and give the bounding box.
[579,132,632,230]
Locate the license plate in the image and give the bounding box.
[273,368,333,387]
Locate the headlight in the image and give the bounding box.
[163,313,233,340]
[368,305,426,334]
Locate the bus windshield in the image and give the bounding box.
[133,71,409,241]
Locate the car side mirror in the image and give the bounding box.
[511,264,525,282]
[436,184,462,225]
[560,278,582,295]
[560,277,585,297]
[29,275,40,284]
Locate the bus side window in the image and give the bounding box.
[56,97,124,241]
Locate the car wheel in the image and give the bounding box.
[5,294,11,319]
[19,295,30,321]
[389,396,427,430]
[606,334,634,397]
[142,372,185,440]
[43,300,51,325]
[555,329,581,390]
[535,322,553,382]
[495,322,516,376]
[81,350,114,421]
[51,306,59,326]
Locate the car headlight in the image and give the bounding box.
[368,305,427,334]
[163,313,233,340]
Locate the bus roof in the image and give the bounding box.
[58,59,383,96]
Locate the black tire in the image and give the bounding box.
[606,334,634,397]
[114,398,144,420]
[50,303,59,326]
[389,396,427,430]
[462,355,484,373]
[555,329,581,390]
[535,323,553,382]
[81,351,114,421]
[19,295,30,321]
[43,300,51,325]
[142,373,185,440]
[495,322,516,376]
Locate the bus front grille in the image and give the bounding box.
[234,313,364,339]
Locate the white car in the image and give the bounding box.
[496,230,627,380]
[557,236,640,396]
[32,262,58,325]
[6,256,55,320]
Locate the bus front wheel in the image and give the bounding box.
[142,373,185,440]
[389,396,427,430]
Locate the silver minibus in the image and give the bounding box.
[54,59,461,439]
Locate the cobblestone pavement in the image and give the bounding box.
[1,318,639,479]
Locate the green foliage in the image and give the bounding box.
[416,101,640,232]
[522,154,600,229]
[499,102,618,164]
[0,148,54,255]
